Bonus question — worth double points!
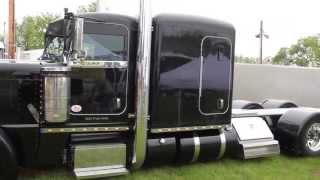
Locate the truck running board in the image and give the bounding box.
[72,143,128,179]
[74,165,128,179]
[231,117,280,159]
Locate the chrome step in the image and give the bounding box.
[73,143,128,179]
[75,165,128,179]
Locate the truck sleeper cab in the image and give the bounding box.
[150,14,234,130]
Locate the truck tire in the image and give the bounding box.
[300,119,320,156]
[0,129,18,180]
[277,109,320,155]
[233,100,273,127]
[261,99,298,109]
[232,100,263,109]
[261,99,298,127]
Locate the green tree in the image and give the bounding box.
[17,13,60,50]
[272,36,320,67]
[272,48,290,65]
[77,2,97,13]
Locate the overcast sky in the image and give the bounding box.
[1,0,320,57]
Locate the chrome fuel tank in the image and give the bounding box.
[41,66,71,123]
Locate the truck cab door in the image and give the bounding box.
[199,36,233,115]
[70,21,130,118]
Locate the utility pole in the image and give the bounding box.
[255,20,269,64]
[8,0,15,59]
[2,22,6,59]
[3,22,5,46]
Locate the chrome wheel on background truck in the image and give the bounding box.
[277,109,320,155]
[302,122,320,155]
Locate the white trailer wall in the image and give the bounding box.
[233,63,320,108]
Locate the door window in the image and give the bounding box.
[199,36,232,115]
[83,34,126,61]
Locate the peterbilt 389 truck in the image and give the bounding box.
[1,0,320,179]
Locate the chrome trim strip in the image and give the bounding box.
[1,124,39,128]
[232,108,307,118]
[217,129,226,159]
[76,165,125,172]
[132,0,152,169]
[192,134,200,162]
[27,104,39,123]
[150,125,225,133]
[41,126,129,133]
[74,166,128,179]
[71,61,128,69]
[0,59,40,64]
[0,60,41,74]
[70,21,130,117]
[199,55,204,98]
[41,66,71,72]
[198,36,233,116]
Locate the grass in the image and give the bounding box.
[19,155,320,180]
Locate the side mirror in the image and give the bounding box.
[63,8,74,64]
[73,18,85,59]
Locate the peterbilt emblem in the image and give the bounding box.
[71,105,82,113]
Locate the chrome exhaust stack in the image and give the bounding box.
[132,0,152,169]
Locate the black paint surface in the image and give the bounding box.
[149,14,235,129]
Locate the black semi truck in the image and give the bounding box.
[1,0,320,179]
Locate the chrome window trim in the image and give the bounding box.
[70,21,130,116]
[198,35,233,116]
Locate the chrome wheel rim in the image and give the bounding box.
[306,123,320,152]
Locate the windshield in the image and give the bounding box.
[43,36,64,61]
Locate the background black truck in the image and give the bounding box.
[1,0,320,179]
